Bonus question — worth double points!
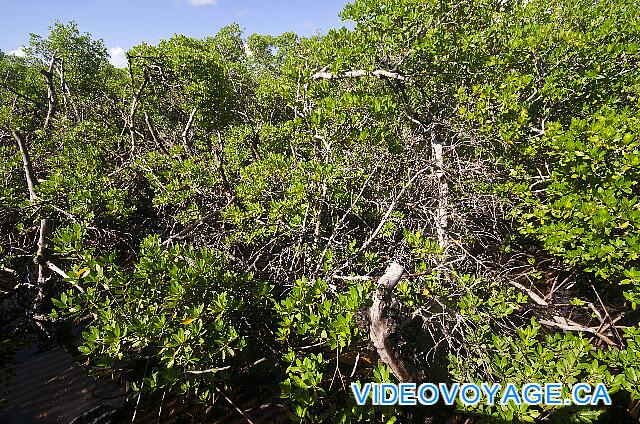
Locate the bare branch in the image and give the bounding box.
[128,70,149,151]
[592,285,624,346]
[333,275,373,282]
[1,264,16,276]
[214,386,256,424]
[161,205,229,246]
[43,260,83,294]
[186,365,231,375]
[508,280,549,307]
[432,130,448,249]
[181,107,197,155]
[144,112,169,154]
[35,218,50,289]
[358,166,431,254]
[540,317,617,346]
[312,69,410,82]
[215,130,233,200]
[13,130,38,202]
[56,57,78,121]
[41,56,57,129]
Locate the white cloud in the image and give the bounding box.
[187,0,218,6]
[300,20,316,30]
[234,8,250,16]
[8,47,26,57]
[108,46,128,68]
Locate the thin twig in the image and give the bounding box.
[214,386,255,424]
[592,285,624,346]
[358,166,431,254]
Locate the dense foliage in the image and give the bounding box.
[2,0,640,422]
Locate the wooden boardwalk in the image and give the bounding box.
[0,339,125,424]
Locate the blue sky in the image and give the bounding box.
[0,0,350,67]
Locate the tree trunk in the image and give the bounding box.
[369,263,419,383]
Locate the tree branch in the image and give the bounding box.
[540,316,618,346]
[56,57,78,121]
[13,130,38,202]
[508,280,549,306]
[186,365,231,375]
[311,68,410,82]
[358,166,431,254]
[181,107,197,155]
[161,204,229,246]
[214,130,234,201]
[127,69,149,151]
[41,56,58,129]
[144,112,169,155]
[369,263,418,383]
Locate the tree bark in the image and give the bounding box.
[13,131,51,309]
[13,131,38,202]
[34,218,50,304]
[369,263,418,383]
